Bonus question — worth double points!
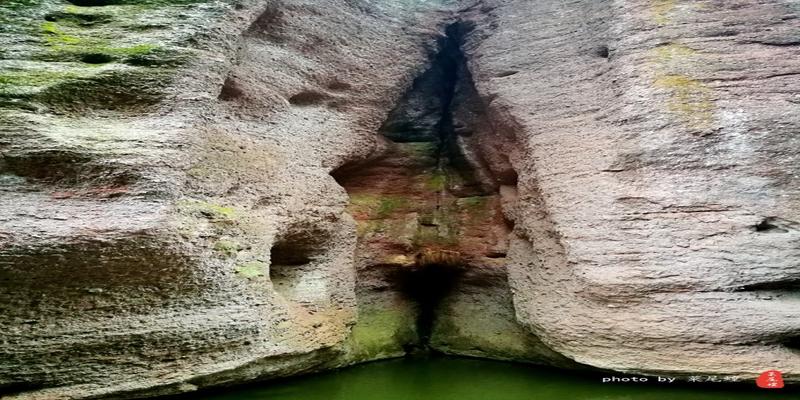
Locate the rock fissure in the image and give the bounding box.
[332,19,546,359]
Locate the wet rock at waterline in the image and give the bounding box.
[1,0,798,398]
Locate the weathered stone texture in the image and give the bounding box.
[1,0,798,398]
[465,0,799,381]
[1,1,457,398]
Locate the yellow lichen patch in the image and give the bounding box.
[355,220,378,237]
[652,43,696,62]
[654,74,715,130]
[178,199,238,221]
[384,254,414,266]
[649,40,715,132]
[416,249,461,267]
[652,0,677,25]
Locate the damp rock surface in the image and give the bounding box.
[1,0,799,398]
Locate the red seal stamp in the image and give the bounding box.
[756,370,784,389]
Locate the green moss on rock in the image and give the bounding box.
[213,240,240,257]
[349,194,410,219]
[0,69,81,90]
[400,142,438,161]
[1,0,219,114]
[66,0,215,6]
[424,171,446,191]
[235,261,266,279]
[349,304,417,361]
[376,196,408,218]
[431,294,546,362]
[39,19,173,65]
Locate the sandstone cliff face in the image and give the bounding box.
[465,0,800,380]
[1,1,459,398]
[1,0,798,398]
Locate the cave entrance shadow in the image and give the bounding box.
[387,258,465,350]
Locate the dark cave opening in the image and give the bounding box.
[408,263,462,348]
[784,336,800,353]
[739,278,800,292]
[753,217,789,233]
[429,22,464,152]
[377,21,477,173]
[65,0,121,6]
[386,259,463,350]
[332,19,499,196]
[594,45,610,59]
[332,20,520,352]
[80,53,114,64]
[218,77,244,101]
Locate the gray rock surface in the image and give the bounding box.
[464,0,799,381]
[1,1,459,398]
[1,0,798,398]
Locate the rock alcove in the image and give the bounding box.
[332,21,537,357]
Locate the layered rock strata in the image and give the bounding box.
[465,0,800,381]
[0,0,464,398]
[0,0,798,398]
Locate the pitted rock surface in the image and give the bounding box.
[1,0,798,398]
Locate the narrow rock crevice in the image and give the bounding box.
[753,217,794,233]
[738,278,800,292]
[784,336,800,354]
[332,20,532,357]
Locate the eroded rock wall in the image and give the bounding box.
[1,0,461,398]
[331,22,571,366]
[463,0,799,381]
[1,0,799,397]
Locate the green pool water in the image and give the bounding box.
[191,357,796,400]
